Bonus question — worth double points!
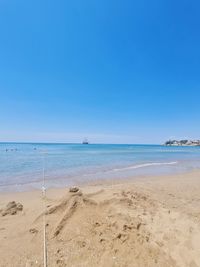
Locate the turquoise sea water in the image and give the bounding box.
[0,143,200,191]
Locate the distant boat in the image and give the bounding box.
[82,138,89,144]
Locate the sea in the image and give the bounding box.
[0,143,200,192]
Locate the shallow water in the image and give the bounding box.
[0,143,200,191]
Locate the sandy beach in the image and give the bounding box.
[1,171,200,267]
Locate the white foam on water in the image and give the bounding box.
[113,161,178,172]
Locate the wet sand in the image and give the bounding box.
[0,171,200,267]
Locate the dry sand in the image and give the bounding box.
[0,171,200,267]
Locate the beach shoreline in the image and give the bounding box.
[1,164,199,194]
[1,171,200,266]
[1,143,200,194]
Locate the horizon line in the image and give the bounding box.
[0,141,161,146]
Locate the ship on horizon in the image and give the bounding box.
[82,138,89,144]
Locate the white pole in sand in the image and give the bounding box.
[42,151,48,267]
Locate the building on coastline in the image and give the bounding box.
[165,139,200,146]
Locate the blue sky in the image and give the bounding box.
[0,0,200,144]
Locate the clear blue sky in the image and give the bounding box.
[0,0,200,144]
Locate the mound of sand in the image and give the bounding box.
[32,188,176,266]
[0,201,23,216]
